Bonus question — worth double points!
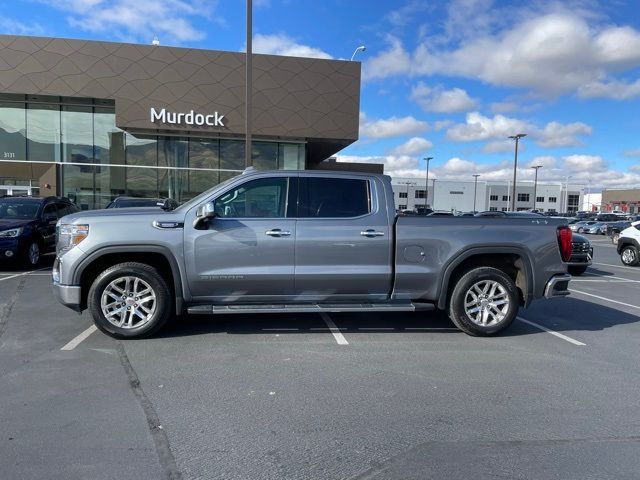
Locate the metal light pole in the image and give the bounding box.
[508,133,527,211]
[424,156,433,208]
[245,0,253,168]
[350,45,366,61]
[472,174,481,212]
[531,165,542,211]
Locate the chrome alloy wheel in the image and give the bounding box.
[28,242,40,265]
[622,248,636,264]
[464,280,510,327]
[101,276,157,329]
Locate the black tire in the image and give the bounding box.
[88,262,172,339]
[577,227,584,233]
[620,245,640,267]
[568,265,588,276]
[22,240,41,268]
[448,267,519,336]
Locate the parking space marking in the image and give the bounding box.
[61,325,98,351]
[320,313,349,345]
[0,267,49,283]
[592,262,640,272]
[569,289,640,312]
[517,316,586,346]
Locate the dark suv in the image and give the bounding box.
[0,196,79,267]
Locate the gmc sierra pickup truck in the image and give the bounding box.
[53,170,573,338]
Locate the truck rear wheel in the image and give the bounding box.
[88,262,172,339]
[448,267,519,336]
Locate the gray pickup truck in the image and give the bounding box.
[53,169,573,338]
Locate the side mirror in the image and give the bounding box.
[160,198,179,211]
[193,201,216,228]
[44,214,57,223]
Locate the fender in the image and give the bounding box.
[435,245,535,310]
[71,244,186,315]
[617,237,640,254]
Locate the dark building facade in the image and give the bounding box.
[0,35,360,209]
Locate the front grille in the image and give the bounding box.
[572,242,590,253]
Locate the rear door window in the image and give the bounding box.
[298,177,370,218]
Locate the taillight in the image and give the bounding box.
[557,226,572,262]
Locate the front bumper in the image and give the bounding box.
[544,274,571,298]
[52,282,83,312]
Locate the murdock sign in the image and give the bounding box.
[150,107,225,127]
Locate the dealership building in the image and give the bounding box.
[0,35,360,209]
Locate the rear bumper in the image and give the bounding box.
[52,282,82,312]
[544,274,571,298]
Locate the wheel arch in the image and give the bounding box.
[72,245,185,314]
[436,247,534,310]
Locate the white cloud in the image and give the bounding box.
[578,78,640,100]
[336,152,640,188]
[490,101,518,113]
[410,83,478,113]
[388,137,433,156]
[446,112,529,142]
[362,36,412,81]
[0,17,45,36]
[433,120,453,131]
[563,154,607,172]
[482,140,516,153]
[527,156,556,169]
[363,12,640,97]
[623,149,640,158]
[38,0,215,43]
[359,112,428,139]
[446,112,592,148]
[253,33,332,59]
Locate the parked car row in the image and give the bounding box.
[1,195,166,266]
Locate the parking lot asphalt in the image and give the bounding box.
[1,240,640,480]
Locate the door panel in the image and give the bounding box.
[294,176,393,301]
[184,176,296,302]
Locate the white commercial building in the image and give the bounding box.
[391,177,584,214]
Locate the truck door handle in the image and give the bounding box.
[360,229,385,237]
[265,229,291,237]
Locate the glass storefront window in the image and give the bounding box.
[62,105,93,163]
[126,133,157,167]
[95,165,126,208]
[158,137,188,201]
[27,104,61,162]
[126,167,158,199]
[94,107,125,165]
[0,102,26,161]
[252,141,278,170]
[220,139,245,172]
[279,143,304,169]
[62,164,95,210]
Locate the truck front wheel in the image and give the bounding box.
[448,267,519,336]
[88,262,172,339]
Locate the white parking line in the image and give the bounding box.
[0,267,49,282]
[569,289,640,311]
[517,316,586,346]
[61,325,98,351]
[320,313,349,345]
[592,262,640,272]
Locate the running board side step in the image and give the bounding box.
[187,302,428,315]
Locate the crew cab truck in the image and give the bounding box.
[52,170,573,339]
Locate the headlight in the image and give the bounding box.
[0,227,22,238]
[57,224,89,255]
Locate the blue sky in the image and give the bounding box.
[2,0,640,187]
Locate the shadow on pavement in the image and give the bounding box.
[156,309,458,339]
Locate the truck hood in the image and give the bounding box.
[61,208,184,223]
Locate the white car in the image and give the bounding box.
[617,221,640,266]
